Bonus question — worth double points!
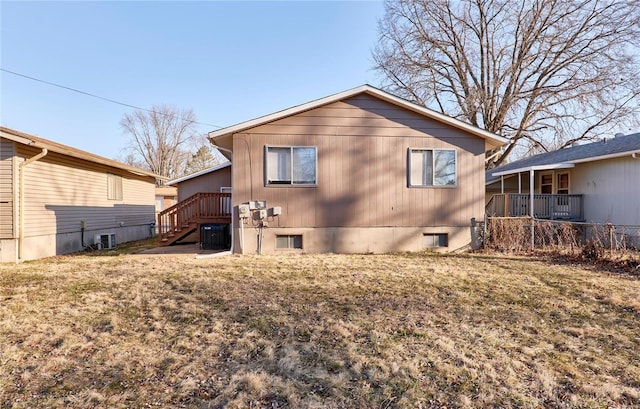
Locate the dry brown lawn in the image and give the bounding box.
[1,244,639,408]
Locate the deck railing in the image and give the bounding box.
[157,192,232,242]
[486,193,583,220]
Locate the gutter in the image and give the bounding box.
[18,147,48,260]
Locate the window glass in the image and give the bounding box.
[423,233,448,247]
[276,235,303,249]
[292,147,316,184]
[266,147,291,184]
[541,174,553,194]
[557,173,569,194]
[433,150,456,186]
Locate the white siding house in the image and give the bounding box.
[486,133,640,226]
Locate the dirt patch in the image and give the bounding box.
[135,242,227,256]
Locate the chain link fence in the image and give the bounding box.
[478,217,640,262]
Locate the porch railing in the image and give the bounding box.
[486,193,583,220]
[157,192,232,242]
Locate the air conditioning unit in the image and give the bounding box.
[94,233,116,250]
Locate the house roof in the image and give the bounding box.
[155,186,177,197]
[487,132,640,185]
[166,161,231,185]
[1,126,163,180]
[208,84,509,151]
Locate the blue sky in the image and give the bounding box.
[1,1,385,160]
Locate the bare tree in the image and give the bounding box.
[120,105,199,184]
[374,0,640,167]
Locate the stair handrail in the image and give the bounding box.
[157,192,231,243]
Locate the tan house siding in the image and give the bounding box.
[12,143,155,261]
[18,145,154,235]
[178,166,231,201]
[0,138,15,238]
[231,94,486,253]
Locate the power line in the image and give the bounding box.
[1,68,223,129]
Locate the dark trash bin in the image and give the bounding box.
[200,223,230,250]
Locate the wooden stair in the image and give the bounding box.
[158,192,232,246]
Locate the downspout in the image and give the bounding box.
[19,147,48,260]
[210,141,235,253]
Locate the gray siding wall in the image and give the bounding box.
[572,156,640,225]
[232,94,486,229]
[177,166,231,201]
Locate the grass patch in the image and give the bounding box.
[1,250,639,408]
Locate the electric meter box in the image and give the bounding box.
[249,200,267,210]
[238,204,250,218]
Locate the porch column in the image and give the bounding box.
[501,175,504,194]
[530,169,535,250]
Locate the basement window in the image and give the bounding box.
[276,235,303,249]
[423,233,448,248]
[107,174,123,200]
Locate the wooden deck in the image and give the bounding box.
[486,193,584,221]
[157,192,232,245]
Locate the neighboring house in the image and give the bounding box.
[0,127,160,262]
[486,133,640,226]
[182,84,506,254]
[154,186,177,234]
[155,186,177,214]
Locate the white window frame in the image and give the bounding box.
[265,145,317,186]
[408,148,457,187]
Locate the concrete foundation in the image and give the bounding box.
[233,226,472,255]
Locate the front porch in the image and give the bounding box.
[486,193,584,221]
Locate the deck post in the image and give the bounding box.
[504,194,509,217]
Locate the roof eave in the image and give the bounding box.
[1,127,163,180]
[166,161,232,185]
[491,163,575,178]
[569,150,640,164]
